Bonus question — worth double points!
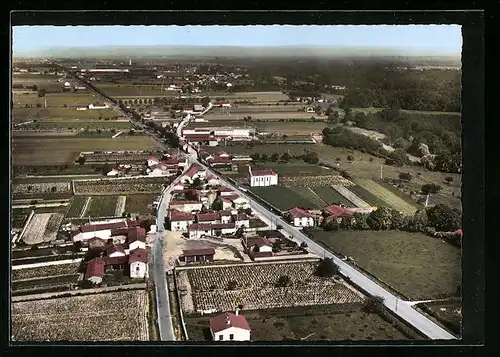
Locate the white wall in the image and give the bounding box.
[189,228,211,239]
[220,216,232,224]
[212,326,250,341]
[258,245,273,253]
[170,220,193,232]
[250,175,278,187]
[170,203,203,213]
[129,240,146,251]
[130,261,147,278]
[293,217,314,227]
[235,219,250,228]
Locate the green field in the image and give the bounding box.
[85,196,119,218]
[374,179,424,210]
[249,186,322,211]
[350,107,461,116]
[311,230,461,300]
[96,84,174,97]
[243,162,331,177]
[12,136,162,166]
[30,121,133,130]
[12,93,96,108]
[124,194,157,216]
[254,121,330,134]
[347,184,391,209]
[65,196,88,218]
[12,108,118,124]
[311,186,354,206]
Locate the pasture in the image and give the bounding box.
[311,186,355,207]
[354,179,419,214]
[204,112,328,122]
[12,136,162,166]
[96,84,176,97]
[30,120,133,130]
[12,107,118,124]
[11,290,149,341]
[203,91,289,102]
[311,230,461,300]
[12,93,97,108]
[185,304,411,341]
[254,121,330,134]
[67,196,121,218]
[249,186,323,211]
[124,194,157,215]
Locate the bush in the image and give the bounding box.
[316,258,340,277]
[398,172,412,181]
[362,296,385,314]
[426,204,461,231]
[421,183,442,195]
[276,275,291,287]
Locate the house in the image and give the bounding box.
[218,151,230,158]
[179,164,206,184]
[193,103,204,112]
[85,258,106,284]
[197,212,221,224]
[206,175,220,187]
[76,106,88,111]
[105,244,126,258]
[232,214,250,228]
[172,181,185,191]
[323,205,355,223]
[248,167,278,187]
[106,167,120,176]
[72,220,130,243]
[210,311,251,341]
[147,156,160,167]
[207,156,233,168]
[127,227,147,250]
[179,247,215,263]
[231,196,249,210]
[219,186,234,196]
[220,197,234,210]
[129,247,148,279]
[305,106,315,113]
[103,255,129,269]
[288,207,314,227]
[169,209,195,232]
[219,210,234,224]
[188,222,236,239]
[252,237,273,253]
[169,200,204,214]
[148,163,168,177]
[87,236,107,251]
[88,102,109,110]
[183,107,194,114]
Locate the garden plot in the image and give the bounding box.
[124,194,157,216]
[85,196,119,218]
[12,262,81,281]
[74,178,167,195]
[22,213,64,244]
[65,196,89,218]
[250,187,322,211]
[11,290,149,341]
[280,175,354,188]
[332,185,371,208]
[311,186,354,207]
[12,274,79,292]
[177,261,364,314]
[347,184,389,209]
[292,187,327,208]
[355,179,418,215]
[12,182,72,196]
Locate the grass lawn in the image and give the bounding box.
[185,304,413,341]
[374,179,424,210]
[12,136,162,166]
[311,230,461,300]
[85,196,118,218]
[124,194,157,216]
[249,186,322,211]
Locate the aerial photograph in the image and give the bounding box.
[10,24,462,342]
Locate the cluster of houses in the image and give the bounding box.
[284,204,375,228]
[68,219,151,282]
[145,154,187,177]
[182,127,254,146]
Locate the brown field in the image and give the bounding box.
[11,290,149,341]
[311,230,461,300]
[12,136,162,165]
[185,304,412,341]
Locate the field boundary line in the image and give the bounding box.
[80,197,92,218]
[332,185,370,208]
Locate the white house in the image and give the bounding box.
[129,248,148,279]
[64,81,71,87]
[188,222,236,239]
[169,210,195,232]
[172,182,185,191]
[194,103,204,112]
[219,210,234,224]
[210,311,251,342]
[197,212,221,224]
[169,200,203,213]
[106,168,120,176]
[231,196,250,210]
[76,106,88,111]
[220,197,233,210]
[248,167,278,187]
[288,207,315,227]
[179,164,206,184]
[253,237,273,253]
[147,156,160,167]
[127,227,147,251]
[105,244,126,258]
[232,214,250,228]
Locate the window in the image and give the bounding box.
[136,266,140,272]
[219,335,224,341]
[230,334,234,340]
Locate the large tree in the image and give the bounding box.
[366,207,393,230]
[426,204,461,232]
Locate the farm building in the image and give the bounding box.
[85,258,106,284]
[169,209,195,232]
[72,219,136,244]
[288,207,314,227]
[127,227,146,250]
[231,196,250,210]
[88,102,110,110]
[197,212,221,224]
[206,156,233,169]
[252,237,273,253]
[219,210,234,224]
[179,247,215,263]
[210,311,251,341]
[179,164,206,184]
[129,247,148,278]
[88,236,107,251]
[248,167,278,187]
[169,200,204,213]
[106,167,120,177]
[188,222,236,239]
[219,186,234,196]
[220,197,234,210]
[105,244,126,258]
[323,205,355,223]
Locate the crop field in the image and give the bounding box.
[12,93,97,108]
[96,84,173,97]
[177,261,364,314]
[124,194,157,215]
[12,136,162,166]
[12,108,119,124]
[311,230,461,300]
[204,91,289,102]
[332,185,371,208]
[291,187,328,208]
[74,178,167,195]
[12,274,79,292]
[11,290,149,341]
[279,175,355,188]
[374,179,425,210]
[21,213,64,245]
[219,105,302,113]
[65,196,89,217]
[204,112,328,122]
[347,184,391,209]
[12,262,81,281]
[185,304,411,341]
[254,121,329,134]
[30,121,134,130]
[354,179,418,215]
[244,163,331,177]
[81,150,158,163]
[12,182,72,196]
[311,186,355,207]
[84,196,119,218]
[250,186,322,210]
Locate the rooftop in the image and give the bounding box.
[288,206,313,218]
[210,312,251,333]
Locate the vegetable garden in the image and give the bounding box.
[74,177,168,195]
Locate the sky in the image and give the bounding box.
[12,25,462,54]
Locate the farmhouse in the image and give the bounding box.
[232,214,250,228]
[323,205,355,223]
[288,207,314,227]
[193,103,204,112]
[179,164,206,184]
[188,222,236,239]
[88,102,110,110]
[169,200,204,214]
[252,237,273,253]
[129,248,148,279]
[206,156,233,169]
[179,247,215,263]
[127,227,146,251]
[106,167,120,177]
[85,258,106,284]
[220,197,234,210]
[169,209,195,232]
[219,210,234,224]
[197,212,221,224]
[248,167,278,187]
[219,186,234,196]
[72,220,134,243]
[231,196,250,210]
[88,236,107,251]
[209,311,251,341]
[105,244,126,258]
[172,181,185,191]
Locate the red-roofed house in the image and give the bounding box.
[188,222,236,239]
[147,156,160,167]
[248,166,278,187]
[105,244,126,258]
[88,102,110,110]
[217,151,230,158]
[288,207,314,227]
[252,237,273,253]
[197,212,221,224]
[180,164,206,184]
[127,227,147,250]
[323,205,355,223]
[85,258,106,284]
[206,156,233,168]
[169,209,195,231]
[169,200,203,213]
[210,311,251,341]
[88,236,107,251]
[129,248,148,278]
[220,197,233,210]
[219,210,234,224]
[179,248,215,263]
[172,181,185,191]
[232,213,250,228]
[218,186,234,196]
